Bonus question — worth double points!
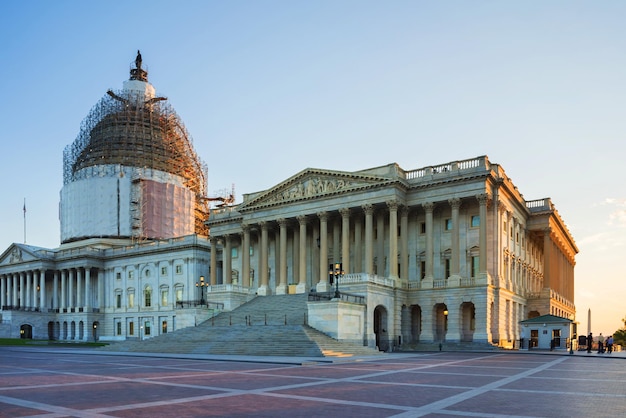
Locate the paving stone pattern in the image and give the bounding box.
[0,347,624,417]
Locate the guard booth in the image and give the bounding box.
[520,314,575,351]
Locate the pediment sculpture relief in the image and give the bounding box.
[9,247,23,263]
[266,177,353,204]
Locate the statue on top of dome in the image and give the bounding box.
[135,50,143,69]
[129,50,148,82]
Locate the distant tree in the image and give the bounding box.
[613,329,626,347]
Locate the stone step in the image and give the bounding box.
[99,294,383,358]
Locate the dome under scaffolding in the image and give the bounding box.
[60,51,209,242]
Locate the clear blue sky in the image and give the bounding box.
[1,1,624,336]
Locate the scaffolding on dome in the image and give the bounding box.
[63,88,210,236]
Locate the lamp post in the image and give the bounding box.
[196,276,207,305]
[443,308,449,335]
[329,263,344,299]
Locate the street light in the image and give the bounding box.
[196,276,207,305]
[329,263,344,299]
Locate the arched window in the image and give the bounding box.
[144,286,152,307]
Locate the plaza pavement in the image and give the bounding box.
[0,346,624,418]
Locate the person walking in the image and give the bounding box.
[587,333,593,353]
[597,333,605,354]
[607,335,614,354]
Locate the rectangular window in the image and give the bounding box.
[128,293,134,308]
[162,320,168,334]
[145,289,152,307]
[144,322,151,336]
[175,265,182,274]
[116,294,122,308]
[176,288,183,302]
[445,259,450,278]
[116,272,121,280]
[116,321,122,335]
[231,247,239,258]
[445,219,452,231]
[420,222,426,234]
[420,261,426,279]
[129,322,134,336]
[471,256,479,278]
[161,290,168,306]
[471,215,480,228]
[128,270,134,279]
[161,266,167,276]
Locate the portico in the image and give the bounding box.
[205,156,577,349]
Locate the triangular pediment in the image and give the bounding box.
[240,167,397,209]
[0,243,53,267]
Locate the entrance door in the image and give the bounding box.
[373,305,388,351]
[20,324,32,339]
[530,329,539,348]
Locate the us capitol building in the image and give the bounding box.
[0,53,577,350]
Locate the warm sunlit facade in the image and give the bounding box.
[206,156,578,349]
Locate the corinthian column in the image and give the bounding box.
[423,202,435,282]
[362,204,374,275]
[387,200,399,278]
[297,215,308,292]
[224,235,232,285]
[276,218,289,294]
[38,270,45,311]
[1,275,6,308]
[258,221,271,295]
[317,211,330,292]
[210,237,218,285]
[339,208,351,274]
[242,224,251,287]
[400,205,408,280]
[477,194,489,276]
[449,198,461,282]
[543,227,552,289]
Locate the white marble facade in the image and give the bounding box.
[206,156,578,348]
[0,155,578,349]
[0,236,211,341]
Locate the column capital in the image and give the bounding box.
[422,202,435,212]
[476,193,491,206]
[317,211,328,221]
[448,197,462,209]
[241,222,251,232]
[361,203,375,215]
[296,214,308,225]
[386,200,399,211]
[498,201,509,214]
[339,207,351,218]
[277,217,288,228]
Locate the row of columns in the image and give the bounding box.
[209,196,491,291]
[0,270,46,310]
[0,268,103,312]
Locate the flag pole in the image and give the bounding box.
[23,198,26,244]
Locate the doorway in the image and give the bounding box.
[20,324,32,339]
[373,305,389,351]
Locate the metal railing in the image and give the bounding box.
[307,291,365,304]
[175,300,225,310]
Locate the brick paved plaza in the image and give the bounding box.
[0,347,624,417]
